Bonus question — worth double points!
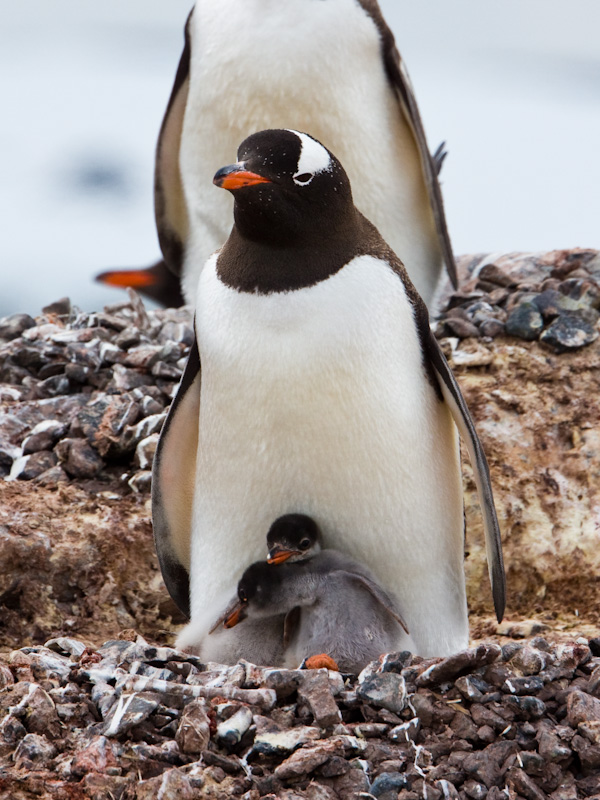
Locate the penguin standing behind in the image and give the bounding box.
[99,0,456,309]
[152,129,505,661]
[214,549,413,675]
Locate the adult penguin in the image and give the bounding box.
[99,0,456,309]
[152,129,505,660]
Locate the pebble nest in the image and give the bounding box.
[1,635,600,799]
[0,290,192,491]
[435,249,600,352]
[1,248,599,492]
[1,251,600,799]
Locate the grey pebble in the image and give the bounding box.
[540,312,599,352]
[505,302,544,341]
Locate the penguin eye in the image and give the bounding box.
[299,538,311,550]
[238,589,247,603]
[293,172,314,186]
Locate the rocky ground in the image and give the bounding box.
[0,250,599,798]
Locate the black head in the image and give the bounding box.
[237,559,287,611]
[213,129,361,293]
[266,513,321,564]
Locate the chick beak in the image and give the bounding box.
[267,548,301,565]
[223,601,248,629]
[208,600,248,633]
[213,163,271,192]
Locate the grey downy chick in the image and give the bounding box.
[204,589,287,666]
[218,538,412,673]
[203,514,320,666]
[265,513,402,591]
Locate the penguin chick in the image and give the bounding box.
[266,513,322,565]
[219,553,412,675]
[202,609,286,667]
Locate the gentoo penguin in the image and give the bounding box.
[151,129,505,660]
[102,0,456,308]
[266,513,322,564]
[214,553,412,674]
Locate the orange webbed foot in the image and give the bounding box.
[303,653,340,671]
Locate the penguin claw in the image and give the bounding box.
[301,653,340,671]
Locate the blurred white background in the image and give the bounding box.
[1,0,599,316]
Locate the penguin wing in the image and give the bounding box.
[151,332,201,618]
[333,570,410,635]
[425,331,507,623]
[283,607,302,648]
[154,9,194,278]
[358,0,457,288]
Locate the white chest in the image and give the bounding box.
[188,254,463,657]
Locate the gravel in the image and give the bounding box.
[435,248,600,352]
[1,636,600,798]
[1,262,600,798]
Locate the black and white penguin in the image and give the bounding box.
[109,0,455,308]
[266,513,322,564]
[152,129,505,660]
[214,552,412,674]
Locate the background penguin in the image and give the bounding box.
[151,129,505,661]
[99,0,456,309]
[214,553,413,674]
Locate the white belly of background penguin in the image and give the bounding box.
[149,0,456,309]
[152,129,505,662]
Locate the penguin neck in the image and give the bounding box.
[216,208,364,295]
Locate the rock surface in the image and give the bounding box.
[0,636,599,798]
[1,254,600,797]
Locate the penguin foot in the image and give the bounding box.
[302,653,340,671]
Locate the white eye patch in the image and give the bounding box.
[287,130,332,186]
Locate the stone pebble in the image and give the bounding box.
[435,248,600,352]
[0,635,599,798]
[0,291,193,486]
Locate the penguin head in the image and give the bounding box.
[219,560,286,628]
[266,513,322,564]
[213,129,355,246]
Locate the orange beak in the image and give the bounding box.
[96,268,158,289]
[213,163,271,192]
[223,602,247,628]
[267,549,301,565]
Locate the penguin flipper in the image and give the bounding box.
[359,0,457,288]
[283,607,302,649]
[426,333,506,623]
[335,571,410,635]
[151,332,201,618]
[154,9,194,278]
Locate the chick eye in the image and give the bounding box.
[293,172,314,186]
[238,589,247,603]
[299,538,311,550]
